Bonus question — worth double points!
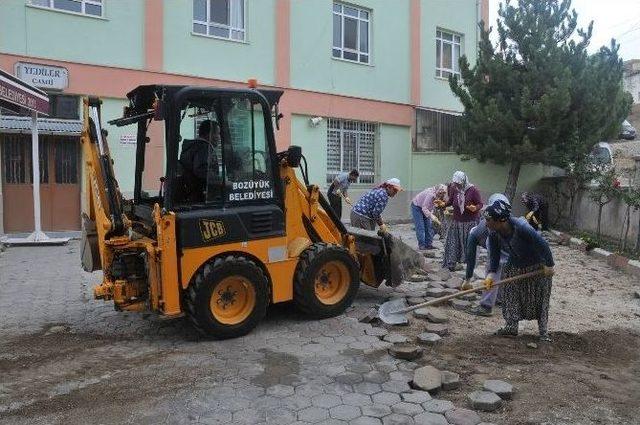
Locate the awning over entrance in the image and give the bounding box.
[0,116,82,136]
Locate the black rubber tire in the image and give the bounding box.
[185,255,269,339]
[294,243,360,318]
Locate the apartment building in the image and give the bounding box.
[0,0,545,233]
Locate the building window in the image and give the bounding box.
[29,0,103,17]
[415,109,464,152]
[193,0,246,42]
[1,136,48,184]
[327,118,376,184]
[55,139,78,184]
[50,95,80,120]
[436,30,462,78]
[332,2,370,64]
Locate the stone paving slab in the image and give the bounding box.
[0,241,493,425]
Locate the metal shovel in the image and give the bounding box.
[378,269,545,325]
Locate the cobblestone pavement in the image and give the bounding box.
[4,224,637,425]
[0,234,487,425]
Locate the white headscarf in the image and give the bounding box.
[451,171,473,214]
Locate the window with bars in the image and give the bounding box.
[436,29,462,79]
[1,136,48,184]
[55,139,78,184]
[415,109,464,152]
[327,119,376,184]
[29,0,103,17]
[332,2,370,64]
[193,0,245,42]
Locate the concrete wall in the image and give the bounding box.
[420,0,478,112]
[410,153,546,214]
[0,0,145,69]
[623,73,640,104]
[564,191,639,245]
[163,0,276,84]
[290,0,411,103]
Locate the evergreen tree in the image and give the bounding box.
[449,0,632,200]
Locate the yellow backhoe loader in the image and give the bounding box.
[80,84,423,339]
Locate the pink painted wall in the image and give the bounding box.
[144,0,163,72]
[410,0,421,106]
[275,0,291,88]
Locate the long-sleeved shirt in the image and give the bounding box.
[352,188,389,224]
[465,217,527,279]
[522,192,547,213]
[487,217,555,272]
[446,183,483,222]
[328,172,351,196]
[412,187,438,217]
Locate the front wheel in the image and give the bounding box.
[294,243,360,318]
[185,255,269,339]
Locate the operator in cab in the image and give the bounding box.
[179,120,221,201]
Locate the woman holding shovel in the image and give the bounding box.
[411,184,447,250]
[483,200,555,342]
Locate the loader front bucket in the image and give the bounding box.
[348,227,430,288]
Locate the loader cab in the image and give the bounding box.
[114,85,285,246]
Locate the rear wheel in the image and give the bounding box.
[294,243,360,318]
[185,255,269,339]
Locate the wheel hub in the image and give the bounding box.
[210,276,256,325]
[217,285,238,309]
[314,260,350,305]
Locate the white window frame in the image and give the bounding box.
[192,0,246,42]
[28,0,103,18]
[332,2,371,65]
[435,29,462,79]
[327,118,376,184]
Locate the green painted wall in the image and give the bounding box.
[0,0,144,69]
[291,113,413,218]
[101,98,138,193]
[290,0,411,103]
[379,124,411,186]
[163,0,276,84]
[291,114,328,185]
[420,0,478,111]
[410,153,545,206]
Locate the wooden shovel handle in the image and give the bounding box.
[396,269,545,314]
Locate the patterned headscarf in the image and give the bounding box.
[483,200,512,221]
[451,171,473,214]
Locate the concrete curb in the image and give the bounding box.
[550,229,640,278]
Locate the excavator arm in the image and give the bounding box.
[80,97,129,272]
[278,146,420,288]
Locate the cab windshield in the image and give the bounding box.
[173,94,274,207]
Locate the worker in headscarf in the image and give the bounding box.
[521,192,549,231]
[411,184,447,250]
[350,178,403,232]
[442,171,483,271]
[484,199,555,342]
[462,193,529,317]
